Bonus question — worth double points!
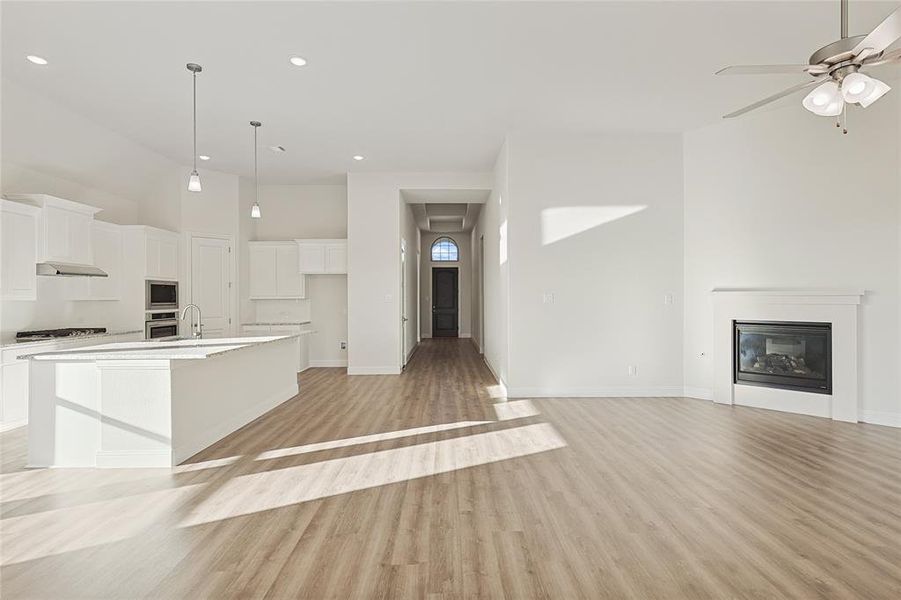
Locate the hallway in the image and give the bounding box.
[2,338,900,598]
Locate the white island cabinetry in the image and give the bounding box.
[25,336,299,467]
[1,331,143,431]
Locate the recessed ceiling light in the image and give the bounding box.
[268,145,286,153]
[353,155,365,161]
[288,56,307,67]
[26,55,48,65]
[198,155,211,161]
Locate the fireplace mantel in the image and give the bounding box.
[711,288,864,423]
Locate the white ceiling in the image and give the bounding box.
[408,201,484,233]
[2,1,899,185]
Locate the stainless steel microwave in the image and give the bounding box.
[145,280,178,310]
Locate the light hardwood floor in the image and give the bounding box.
[1,338,900,599]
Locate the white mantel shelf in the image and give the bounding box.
[711,288,862,423]
[711,288,864,304]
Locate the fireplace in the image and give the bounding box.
[733,321,832,395]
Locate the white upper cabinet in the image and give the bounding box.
[0,200,40,301]
[296,239,347,274]
[68,220,122,301]
[146,230,179,280]
[249,241,305,299]
[6,194,101,266]
[123,226,179,281]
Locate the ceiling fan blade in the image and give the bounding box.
[864,47,901,67]
[723,79,822,119]
[852,6,901,57]
[716,64,816,75]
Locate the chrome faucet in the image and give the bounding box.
[181,304,203,339]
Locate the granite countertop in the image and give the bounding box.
[1,329,143,350]
[21,335,299,361]
[241,321,312,326]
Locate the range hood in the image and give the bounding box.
[36,262,108,278]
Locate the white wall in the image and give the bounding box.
[0,82,176,337]
[420,231,472,338]
[472,145,510,384]
[502,133,684,396]
[401,202,420,362]
[470,230,483,352]
[346,172,492,374]
[1,79,175,212]
[244,184,348,366]
[683,97,901,426]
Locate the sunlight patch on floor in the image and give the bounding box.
[485,384,507,399]
[180,422,567,527]
[493,399,540,421]
[1,484,203,566]
[255,420,493,461]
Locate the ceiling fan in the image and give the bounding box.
[717,0,901,131]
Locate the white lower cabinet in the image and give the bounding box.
[0,332,143,430]
[241,325,310,372]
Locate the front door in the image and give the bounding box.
[190,236,231,338]
[432,267,458,337]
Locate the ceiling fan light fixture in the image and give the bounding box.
[802,81,843,116]
[840,72,876,103]
[857,78,891,108]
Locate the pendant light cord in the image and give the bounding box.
[254,125,259,205]
[193,71,198,172]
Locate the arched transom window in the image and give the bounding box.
[430,237,459,262]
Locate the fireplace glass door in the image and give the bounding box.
[734,321,832,394]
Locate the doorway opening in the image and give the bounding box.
[432,267,459,337]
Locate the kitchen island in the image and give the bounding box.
[22,336,299,467]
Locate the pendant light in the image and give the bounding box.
[186,63,203,192]
[250,121,262,219]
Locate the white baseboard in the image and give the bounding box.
[347,366,402,375]
[421,334,432,339]
[683,387,714,401]
[405,343,418,363]
[506,386,685,398]
[460,333,472,338]
[860,410,901,428]
[0,419,27,433]
[309,359,348,368]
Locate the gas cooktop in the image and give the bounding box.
[16,328,107,343]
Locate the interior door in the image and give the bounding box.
[190,236,231,338]
[432,267,458,337]
[401,240,408,367]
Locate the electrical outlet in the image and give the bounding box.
[339,341,347,350]
[628,365,638,376]
[542,292,555,304]
[664,293,674,305]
